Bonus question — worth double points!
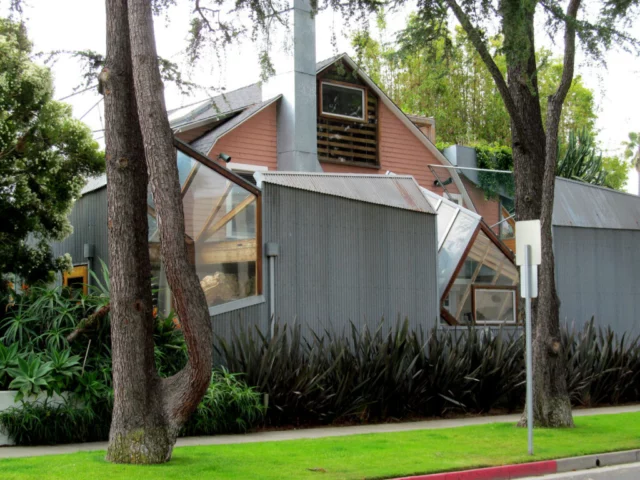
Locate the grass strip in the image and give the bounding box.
[1,412,639,479]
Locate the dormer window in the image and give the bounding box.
[321,81,367,122]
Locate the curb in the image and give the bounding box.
[392,449,640,480]
[556,449,640,473]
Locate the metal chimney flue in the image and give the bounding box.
[263,0,321,172]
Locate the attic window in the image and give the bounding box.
[321,81,366,121]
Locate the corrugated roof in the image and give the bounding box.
[191,95,281,155]
[255,172,435,213]
[553,177,640,230]
[81,174,107,195]
[169,83,262,129]
[171,56,345,129]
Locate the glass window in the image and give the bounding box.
[149,149,259,316]
[321,82,366,121]
[474,288,516,324]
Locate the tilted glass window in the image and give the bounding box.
[149,149,259,316]
[442,230,518,325]
[321,82,366,121]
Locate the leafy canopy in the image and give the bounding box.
[353,16,598,146]
[0,18,104,287]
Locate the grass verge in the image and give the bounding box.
[1,412,640,479]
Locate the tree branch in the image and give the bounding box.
[443,0,528,143]
[549,0,581,109]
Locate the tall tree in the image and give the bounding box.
[412,0,639,427]
[102,0,380,463]
[101,0,213,463]
[0,18,104,289]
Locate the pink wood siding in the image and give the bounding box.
[208,103,277,170]
[464,178,500,234]
[321,102,459,195]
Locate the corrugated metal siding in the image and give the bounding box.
[263,183,439,337]
[554,226,640,334]
[50,187,109,269]
[554,178,640,230]
[211,301,268,364]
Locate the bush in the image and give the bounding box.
[218,319,640,427]
[0,400,111,445]
[182,369,265,436]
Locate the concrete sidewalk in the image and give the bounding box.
[1,404,639,459]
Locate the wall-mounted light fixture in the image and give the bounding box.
[218,152,232,163]
[434,176,453,187]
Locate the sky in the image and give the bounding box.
[5,0,640,193]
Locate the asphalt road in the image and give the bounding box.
[522,462,640,479]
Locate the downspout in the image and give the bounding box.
[265,242,280,338]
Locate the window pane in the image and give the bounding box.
[438,211,477,294]
[474,289,516,323]
[150,149,258,315]
[322,83,364,120]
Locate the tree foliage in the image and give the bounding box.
[0,18,104,287]
[622,131,640,172]
[353,16,598,146]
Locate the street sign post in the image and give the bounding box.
[515,220,541,456]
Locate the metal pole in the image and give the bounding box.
[525,244,534,455]
[269,255,275,338]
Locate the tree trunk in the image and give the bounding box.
[501,2,573,428]
[127,0,214,444]
[103,0,176,463]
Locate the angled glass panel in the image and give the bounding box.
[442,230,518,325]
[437,212,478,294]
[149,149,258,316]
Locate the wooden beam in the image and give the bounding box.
[317,123,376,135]
[195,182,232,243]
[456,241,491,321]
[181,163,201,199]
[317,131,377,144]
[195,239,257,264]
[317,139,377,153]
[318,147,377,160]
[200,195,255,242]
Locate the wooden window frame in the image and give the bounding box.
[63,264,89,296]
[319,80,368,123]
[173,138,263,295]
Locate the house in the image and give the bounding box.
[51,0,520,334]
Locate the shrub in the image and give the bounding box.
[218,319,640,427]
[0,401,111,445]
[182,369,265,436]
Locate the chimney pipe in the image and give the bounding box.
[263,0,321,172]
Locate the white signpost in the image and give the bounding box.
[515,220,541,456]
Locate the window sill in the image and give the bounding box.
[209,295,265,317]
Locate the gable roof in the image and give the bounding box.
[321,54,477,213]
[553,177,640,230]
[255,172,435,214]
[190,95,281,155]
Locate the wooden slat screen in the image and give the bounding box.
[317,95,379,167]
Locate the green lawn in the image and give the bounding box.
[1,412,639,480]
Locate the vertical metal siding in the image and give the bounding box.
[263,183,439,338]
[554,226,640,334]
[50,188,109,269]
